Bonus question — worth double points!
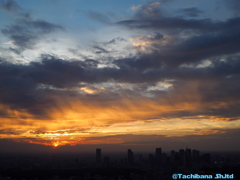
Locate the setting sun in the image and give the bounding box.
[53,142,59,147]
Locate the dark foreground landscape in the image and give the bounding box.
[0,148,239,180]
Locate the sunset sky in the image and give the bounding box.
[0,0,240,152]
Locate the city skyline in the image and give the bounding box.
[1,146,239,179]
[0,0,240,152]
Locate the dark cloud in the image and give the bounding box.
[1,51,240,120]
[2,25,36,49]
[1,19,63,51]
[107,37,126,44]
[0,0,31,19]
[30,20,63,33]
[225,0,240,16]
[116,14,240,68]
[177,7,203,17]
[117,17,218,32]
[1,54,240,90]
[133,2,163,20]
[0,0,20,12]
[117,2,240,34]
[9,47,21,55]
[92,45,109,54]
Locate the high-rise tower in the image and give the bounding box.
[96,148,101,164]
[128,149,134,165]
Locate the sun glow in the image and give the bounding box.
[53,142,59,147]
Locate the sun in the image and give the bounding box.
[53,142,59,147]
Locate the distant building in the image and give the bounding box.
[156,148,162,165]
[185,148,192,166]
[170,150,175,163]
[179,149,185,166]
[149,153,154,164]
[156,148,162,159]
[128,149,134,165]
[202,153,211,163]
[103,156,110,167]
[192,149,200,162]
[161,153,168,166]
[96,148,101,164]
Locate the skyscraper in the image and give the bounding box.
[202,153,211,163]
[170,150,176,163]
[185,147,192,166]
[192,149,200,162]
[156,148,162,165]
[156,148,162,159]
[127,149,134,165]
[179,149,185,166]
[96,148,101,164]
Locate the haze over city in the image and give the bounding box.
[0,0,240,153]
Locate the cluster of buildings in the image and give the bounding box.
[0,148,238,179]
[95,147,211,168]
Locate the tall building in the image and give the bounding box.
[96,148,101,164]
[170,150,175,163]
[103,156,110,167]
[156,148,162,165]
[179,149,185,166]
[156,148,162,159]
[202,153,211,163]
[192,149,200,162]
[161,153,168,166]
[128,149,134,165]
[185,148,192,166]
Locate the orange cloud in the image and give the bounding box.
[130,34,175,53]
[1,80,240,147]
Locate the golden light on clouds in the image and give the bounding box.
[1,94,240,147]
[131,4,142,11]
[0,74,239,147]
[80,87,99,94]
[130,34,175,53]
[4,40,14,45]
[143,2,161,17]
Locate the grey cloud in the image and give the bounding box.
[108,37,126,44]
[115,2,240,70]
[133,2,163,20]
[177,7,204,17]
[92,45,109,54]
[1,19,63,51]
[2,53,240,86]
[2,25,36,49]
[0,0,31,20]
[1,51,240,119]
[30,20,63,33]
[225,0,240,16]
[165,28,240,66]
[116,16,240,68]
[117,17,218,32]
[117,2,240,34]
[9,47,21,55]
[0,0,20,12]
